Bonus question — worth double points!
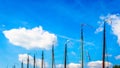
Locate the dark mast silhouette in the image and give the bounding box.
[12,64,16,68]
[64,41,68,68]
[102,22,106,68]
[52,45,55,68]
[27,55,29,68]
[33,54,36,68]
[81,24,84,68]
[21,61,23,68]
[41,51,44,68]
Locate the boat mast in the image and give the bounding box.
[81,24,84,68]
[21,61,23,68]
[102,22,106,68]
[13,64,16,68]
[41,51,44,68]
[27,55,29,68]
[52,45,55,68]
[33,54,36,68]
[64,42,67,68]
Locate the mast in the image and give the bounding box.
[81,24,84,68]
[64,42,67,68]
[21,61,23,68]
[13,64,16,68]
[33,54,36,68]
[27,55,29,68]
[102,22,106,68]
[52,45,55,68]
[41,51,44,68]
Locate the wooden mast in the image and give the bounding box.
[102,22,106,68]
[81,24,84,68]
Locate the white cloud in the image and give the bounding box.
[95,26,103,34]
[95,14,120,45]
[56,64,64,68]
[18,54,48,68]
[3,26,57,50]
[87,60,112,68]
[105,14,120,45]
[115,55,120,60]
[68,63,81,68]
[95,21,104,34]
[56,63,81,68]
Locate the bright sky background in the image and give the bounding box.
[0,0,120,68]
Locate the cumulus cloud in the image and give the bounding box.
[3,26,57,50]
[95,14,120,45]
[87,60,112,68]
[18,54,48,68]
[56,63,81,68]
[68,63,81,68]
[115,55,120,60]
[105,14,120,45]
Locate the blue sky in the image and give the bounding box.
[0,0,120,68]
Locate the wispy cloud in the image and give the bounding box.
[57,35,80,42]
[105,53,112,57]
[58,34,94,46]
[71,51,76,56]
[115,55,120,60]
[3,26,57,50]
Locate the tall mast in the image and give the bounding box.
[81,24,84,68]
[41,51,44,68]
[33,54,36,68]
[64,42,67,68]
[102,22,106,68]
[52,45,55,68]
[27,55,29,68]
[21,61,23,68]
[13,64,16,68]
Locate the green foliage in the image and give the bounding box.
[113,65,120,68]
